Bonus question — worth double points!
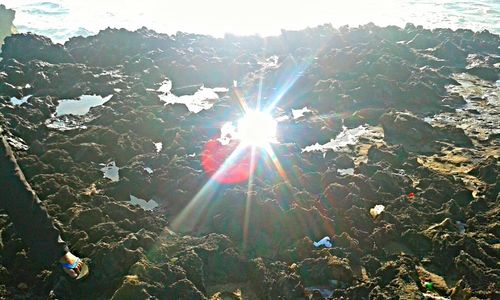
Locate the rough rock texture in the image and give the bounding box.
[0,24,498,299]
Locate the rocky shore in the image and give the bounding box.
[0,22,498,299]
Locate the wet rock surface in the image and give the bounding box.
[0,24,498,299]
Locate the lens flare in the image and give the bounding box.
[201,138,256,184]
[237,110,277,146]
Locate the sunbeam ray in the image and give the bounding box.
[243,146,257,251]
[171,142,249,231]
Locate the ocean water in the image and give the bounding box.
[1,0,498,44]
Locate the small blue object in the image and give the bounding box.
[314,236,333,248]
[61,258,80,270]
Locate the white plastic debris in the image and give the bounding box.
[337,168,354,176]
[154,142,163,153]
[370,205,385,219]
[100,161,119,182]
[313,236,333,248]
[10,94,32,106]
[157,79,172,94]
[455,221,466,234]
[129,195,159,211]
[422,293,450,300]
[291,106,312,119]
[158,86,226,113]
[302,125,370,154]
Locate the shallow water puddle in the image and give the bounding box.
[419,73,498,194]
[425,73,500,142]
[45,94,113,130]
[10,95,32,106]
[100,161,119,182]
[159,86,228,113]
[129,195,159,211]
[56,94,113,116]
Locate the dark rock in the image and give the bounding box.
[334,154,354,169]
[1,33,73,64]
[468,156,498,184]
[167,279,206,300]
[467,66,499,82]
[380,110,472,152]
[176,250,206,293]
[298,255,354,285]
[111,275,153,300]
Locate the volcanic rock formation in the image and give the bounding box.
[0,23,498,299]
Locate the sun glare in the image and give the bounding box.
[237,110,277,146]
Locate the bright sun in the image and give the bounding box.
[236,110,277,146]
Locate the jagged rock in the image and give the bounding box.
[1,33,73,64]
[168,279,206,300]
[454,250,499,289]
[176,250,206,293]
[380,110,472,152]
[111,275,152,300]
[468,156,499,184]
[298,255,354,285]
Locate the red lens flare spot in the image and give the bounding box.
[201,138,256,184]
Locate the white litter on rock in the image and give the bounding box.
[157,79,172,94]
[10,95,32,106]
[144,167,153,174]
[302,125,370,154]
[100,161,119,182]
[292,106,312,119]
[370,205,385,219]
[275,115,290,122]
[154,142,163,153]
[129,195,159,211]
[313,236,333,248]
[337,168,354,176]
[422,293,450,300]
[159,86,227,113]
[456,221,466,234]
